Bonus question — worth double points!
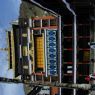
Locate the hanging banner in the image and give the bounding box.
[46,29,58,76]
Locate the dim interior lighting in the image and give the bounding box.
[61,0,77,95]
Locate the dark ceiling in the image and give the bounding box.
[23,0,95,22]
[31,0,95,15]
